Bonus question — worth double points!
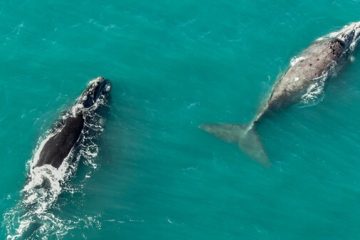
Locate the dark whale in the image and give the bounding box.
[35,77,111,169]
[6,77,111,240]
[201,22,360,165]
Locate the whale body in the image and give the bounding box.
[35,76,111,169]
[201,22,360,165]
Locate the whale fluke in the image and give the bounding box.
[200,123,270,166]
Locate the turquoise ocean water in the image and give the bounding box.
[1,0,360,239]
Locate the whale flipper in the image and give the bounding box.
[200,124,269,166]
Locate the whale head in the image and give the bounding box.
[79,76,111,109]
[336,22,360,51]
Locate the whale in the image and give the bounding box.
[201,22,360,165]
[4,77,111,240]
[34,76,111,169]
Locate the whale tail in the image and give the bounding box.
[200,123,269,166]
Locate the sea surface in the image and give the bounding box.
[1,0,360,239]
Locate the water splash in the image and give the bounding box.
[300,74,327,106]
[299,60,338,107]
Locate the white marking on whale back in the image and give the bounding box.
[71,103,84,117]
[290,56,306,67]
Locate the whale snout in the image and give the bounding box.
[81,76,111,108]
[95,77,111,94]
[349,22,360,37]
[337,22,360,50]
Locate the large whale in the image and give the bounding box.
[5,77,111,240]
[201,22,360,165]
[34,76,111,169]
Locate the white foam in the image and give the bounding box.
[300,72,328,106]
[71,103,84,117]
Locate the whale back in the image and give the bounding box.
[34,77,111,169]
[35,114,84,168]
[266,38,346,111]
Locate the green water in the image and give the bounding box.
[1,0,360,239]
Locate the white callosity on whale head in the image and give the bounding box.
[68,76,109,116]
[87,76,104,86]
[349,22,360,51]
[104,83,111,92]
[76,76,111,113]
[86,76,106,95]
